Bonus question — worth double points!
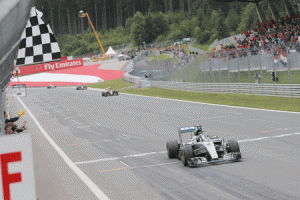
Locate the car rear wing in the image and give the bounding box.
[178,126,197,144]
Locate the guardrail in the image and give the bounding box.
[122,60,152,88]
[151,81,300,98]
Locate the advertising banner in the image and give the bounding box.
[0,133,36,200]
[14,59,83,76]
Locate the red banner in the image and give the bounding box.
[14,59,83,76]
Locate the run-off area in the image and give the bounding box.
[8,87,300,200]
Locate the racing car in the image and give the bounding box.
[47,84,56,89]
[102,87,118,97]
[166,125,241,167]
[76,85,87,90]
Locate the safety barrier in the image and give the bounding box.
[122,60,152,88]
[151,81,300,98]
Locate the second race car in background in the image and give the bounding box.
[76,85,87,90]
[47,84,56,89]
[102,87,119,97]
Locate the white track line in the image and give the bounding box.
[17,97,110,200]
[120,161,130,167]
[238,132,300,143]
[74,151,167,165]
[75,132,300,165]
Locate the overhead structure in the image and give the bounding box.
[79,11,107,60]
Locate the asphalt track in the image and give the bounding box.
[8,87,300,200]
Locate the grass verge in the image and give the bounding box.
[121,87,300,112]
[87,78,133,90]
[149,54,174,61]
[193,43,210,52]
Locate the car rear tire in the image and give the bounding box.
[182,145,194,166]
[226,140,240,153]
[166,140,179,159]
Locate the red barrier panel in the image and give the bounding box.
[15,59,83,76]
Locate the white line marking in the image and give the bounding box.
[75,133,300,165]
[77,126,91,129]
[118,93,300,114]
[140,161,181,168]
[65,117,75,120]
[238,132,300,143]
[120,161,130,167]
[74,151,167,165]
[17,97,110,200]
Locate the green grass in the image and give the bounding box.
[87,78,133,90]
[149,54,173,61]
[87,78,299,112]
[121,87,300,112]
[193,43,210,52]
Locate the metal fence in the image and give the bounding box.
[131,43,300,85]
[199,44,300,84]
[151,81,300,98]
[131,50,198,81]
[208,34,243,51]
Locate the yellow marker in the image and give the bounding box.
[18,109,25,117]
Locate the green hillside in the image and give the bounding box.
[36,0,299,56]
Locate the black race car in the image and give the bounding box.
[47,84,56,89]
[76,85,87,90]
[102,87,119,97]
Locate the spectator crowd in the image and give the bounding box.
[208,13,300,62]
[4,110,28,134]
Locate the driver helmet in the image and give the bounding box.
[194,125,203,136]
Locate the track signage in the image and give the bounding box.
[0,133,36,200]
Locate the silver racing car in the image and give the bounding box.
[47,84,56,89]
[166,125,242,167]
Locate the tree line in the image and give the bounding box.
[34,0,298,56]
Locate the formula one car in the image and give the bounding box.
[76,85,87,90]
[166,125,242,167]
[102,87,118,97]
[47,84,56,89]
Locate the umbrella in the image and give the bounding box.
[139,70,148,74]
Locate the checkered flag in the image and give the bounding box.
[16,7,61,66]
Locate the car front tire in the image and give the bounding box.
[182,145,194,166]
[226,140,240,153]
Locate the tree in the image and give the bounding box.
[145,12,169,43]
[130,12,147,46]
[225,6,241,34]
[236,3,259,34]
[215,8,229,40]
